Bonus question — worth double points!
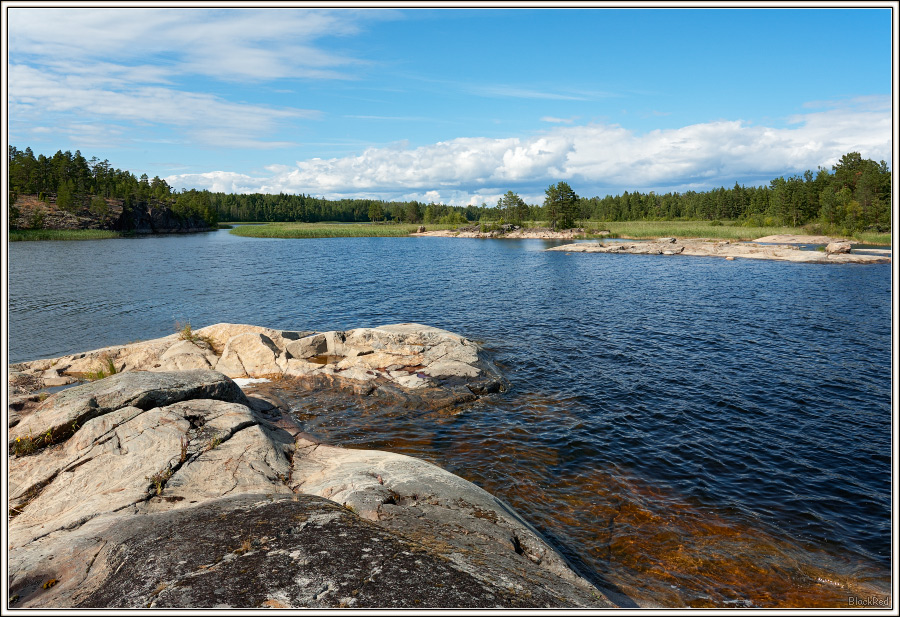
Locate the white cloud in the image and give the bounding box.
[541,116,577,124]
[469,84,618,101]
[9,64,317,148]
[166,171,268,195]
[7,8,387,149]
[165,97,891,206]
[8,8,376,82]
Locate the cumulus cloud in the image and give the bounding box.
[165,98,891,205]
[166,171,269,194]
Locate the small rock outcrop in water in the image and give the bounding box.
[547,239,890,264]
[825,241,852,254]
[7,325,612,608]
[9,323,508,410]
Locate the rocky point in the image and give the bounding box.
[7,323,615,609]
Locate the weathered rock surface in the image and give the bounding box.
[9,194,213,234]
[548,239,890,264]
[825,241,852,254]
[13,495,588,609]
[8,370,247,452]
[9,323,508,406]
[290,439,604,604]
[7,368,613,608]
[215,332,283,378]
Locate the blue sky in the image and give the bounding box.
[6,6,894,206]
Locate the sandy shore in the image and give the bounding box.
[547,238,890,264]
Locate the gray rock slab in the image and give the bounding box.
[9,406,189,547]
[9,495,593,609]
[6,345,614,609]
[215,332,283,378]
[9,370,248,452]
[285,334,328,360]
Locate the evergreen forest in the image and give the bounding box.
[8,147,891,234]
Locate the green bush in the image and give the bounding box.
[90,195,109,217]
[29,207,45,229]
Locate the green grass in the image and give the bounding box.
[583,221,799,241]
[228,222,457,239]
[9,229,126,242]
[851,231,892,246]
[84,355,119,381]
[581,220,891,243]
[176,322,217,350]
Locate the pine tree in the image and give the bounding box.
[544,181,578,230]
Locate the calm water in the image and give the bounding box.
[7,231,893,607]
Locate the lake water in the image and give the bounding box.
[7,230,893,607]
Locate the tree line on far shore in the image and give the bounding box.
[8,147,890,234]
[7,146,219,227]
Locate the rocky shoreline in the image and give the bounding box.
[9,194,213,235]
[7,324,617,609]
[546,237,891,264]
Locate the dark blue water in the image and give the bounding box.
[7,231,893,606]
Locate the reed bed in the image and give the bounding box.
[9,229,125,242]
[582,220,889,243]
[851,231,892,246]
[228,222,456,238]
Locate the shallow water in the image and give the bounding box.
[7,230,893,607]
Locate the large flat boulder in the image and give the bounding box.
[8,370,248,453]
[214,332,283,378]
[10,494,592,609]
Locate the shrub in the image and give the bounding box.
[176,322,215,348]
[29,207,45,230]
[90,195,109,218]
[147,467,174,496]
[12,429,53,457]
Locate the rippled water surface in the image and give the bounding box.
[8,231,893,607]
